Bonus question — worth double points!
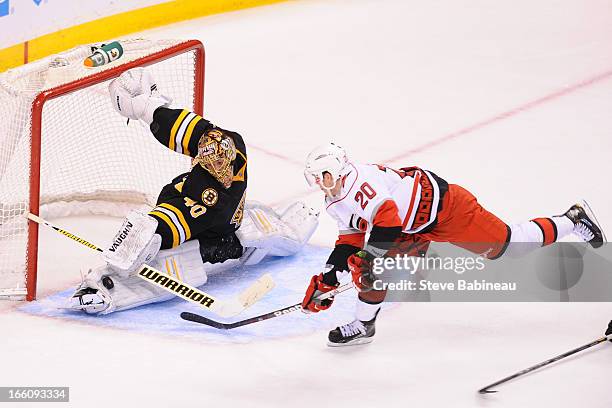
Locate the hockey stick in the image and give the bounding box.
[27,212,274,318]
[478,335,611,394]
[180,282,354,330]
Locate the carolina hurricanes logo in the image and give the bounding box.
[358,218,369,232]
[350,214,369,232]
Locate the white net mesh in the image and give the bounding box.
[0,39,201,299]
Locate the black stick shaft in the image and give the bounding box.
[181,283,353,329]
[181,302,302,329]
[479,336,609,394]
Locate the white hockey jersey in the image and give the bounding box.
[325,163,449,240]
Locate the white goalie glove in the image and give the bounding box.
[108,67,171,125]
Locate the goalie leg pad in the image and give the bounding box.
[103,210,162,278]
[279,201,320,248]
[149,239,209,289]
[235,201,319,265]
[111,239,208,313]
[72,240,208,314]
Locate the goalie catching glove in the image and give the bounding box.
[108,67,171,125]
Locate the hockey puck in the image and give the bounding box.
[102,276,114,290]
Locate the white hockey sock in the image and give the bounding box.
[551,215,575,238]
[355,298,381,322]
[506,215,574,257]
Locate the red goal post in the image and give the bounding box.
[0,39,205,300]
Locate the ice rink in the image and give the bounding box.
[2,0,612,406]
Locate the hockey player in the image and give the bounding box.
[69,68,318,314]
[301,143,606,346]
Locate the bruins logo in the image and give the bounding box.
[201,188,218,206]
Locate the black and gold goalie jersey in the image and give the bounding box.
[146,107,247,257]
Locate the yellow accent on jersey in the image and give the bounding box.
[150,210,179,247]
[169,110,189,151]
[174,180,185,193]
[158,203,192,241]
[231,190,246,226]
[232,149,247,182]
[183,115,202,156]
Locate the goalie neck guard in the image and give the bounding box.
[193,129,237,188]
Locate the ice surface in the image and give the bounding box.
[2,0,612,407]
[19,246,365,344]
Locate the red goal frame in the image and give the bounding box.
[25,40,205,300]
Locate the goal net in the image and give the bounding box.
[0,38,204,300]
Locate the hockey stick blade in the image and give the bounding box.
[205,273,276,318]
[238,273,275,308]
[181,301,304,330]
[180,282,354,330]
[180,312,234,330]
[478,335,610,394]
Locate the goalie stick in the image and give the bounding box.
[27,212,274,318]
[180,282,354,329]
[478,334,611,394]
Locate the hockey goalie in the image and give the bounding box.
[69,68,318,314]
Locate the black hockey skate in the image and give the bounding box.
[328,309,380,347]
[564,200,606,249]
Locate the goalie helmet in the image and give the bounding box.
[304,143,349,191]
[194,129,237,188]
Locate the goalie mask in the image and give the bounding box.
[194,129,237,188]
